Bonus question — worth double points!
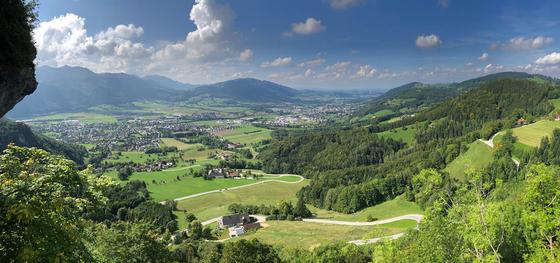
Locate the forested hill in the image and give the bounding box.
[260,75,560,214]
[186,78,299,103]
[0,118,87,164]
[425,78,554,122]
[360,72,556,117]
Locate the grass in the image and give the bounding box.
[177,179,308,221]
[444,140,494,180]
[310,195,422,221]
[214,125,272,145]
[29,112,117,123]
[106,168,263,201]
[504,120,560,147]
[160,138,201,150]
[373,109,395,118]
[236,219,416,250]
[378,126,416,145]
[106,151,161,163]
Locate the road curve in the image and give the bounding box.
[302,214,423,226]
[172,174,304,202]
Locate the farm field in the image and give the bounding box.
[236,219,417,250]
[377,125,416,144]
[160,138,202,150]
[29,112,118,123]
[214,125,272,145]
[310,195,422,222]
[105,151,164,163]
[444,140,494,180]
[176,178,308,221]
[502,120,560,147]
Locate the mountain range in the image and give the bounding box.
[8,66,302,118]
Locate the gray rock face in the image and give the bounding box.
[0,67,37,118]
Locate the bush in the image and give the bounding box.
[366,215,378,222]
[286,215,295,221]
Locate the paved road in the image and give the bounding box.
[302,214,423,226]
[172,174,304,202]
[478,131,521,169]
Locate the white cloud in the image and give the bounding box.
[153,0,235,63]
[480,63,504,73]
[416,34,442,48]
[535,52,560,65]
[34,13,151,71]
[329,0,363,9]
[353,64,376,78]
[96,24,143,40]
[261,57,293,68]
[239,49,253,61]
[288,18,326,36]
[304,68,313,78]
[299,58,325,68]
[478,52,489,61]
[494,36,553,51]
[326,61,351,71]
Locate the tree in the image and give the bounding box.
[220,239,280,263]
[294,196,312,218]
[188,220,203,240]
[521,164,560,262]
[87,222,171,263]
[0,145,112,262]
[117,166,133,181]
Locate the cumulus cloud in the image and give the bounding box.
[239,49,253,61]
[153,0,235,63]
[33,13,151,70]
[329,0,363,9]
[353,64,376,78]
[286,18,326,36]
[535,52,560,65]
[478,52,489,61]
[493,36,553,51]
[416,34,442,48]
[261,57,293,68]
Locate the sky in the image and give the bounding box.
[35,0,560,90]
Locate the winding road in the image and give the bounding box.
[478,132,520,168]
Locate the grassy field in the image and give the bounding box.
[106,151,162,163]
[160,138,201,150]
[105,167,268,201]
[236,219,416,250]
[445,140,494,180]
[503,120,560,147]
[28,112,118,123]
[215,125,272,145]
[310,195,422,221]
[377,126,416,145]
[177,178,308,221]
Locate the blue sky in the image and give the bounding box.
[35,0,560,90]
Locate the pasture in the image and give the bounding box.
[236,219,416,250]
[444,140,494,180]
[176,177,308,221]
[310,195,422,221]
